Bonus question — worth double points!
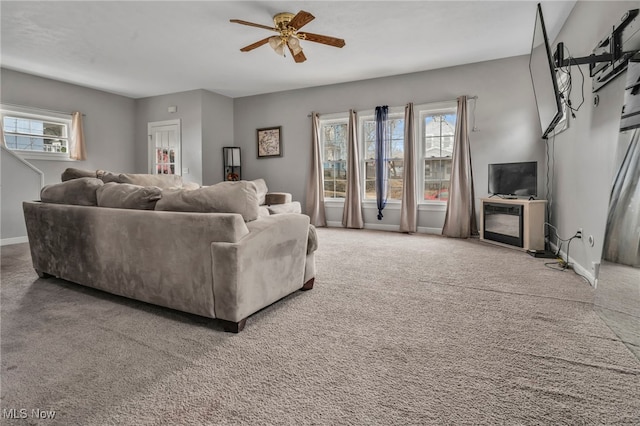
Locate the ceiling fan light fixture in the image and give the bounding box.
[274,43,285,56]
[288,36,300,49]
[231,10,345,63]
[268,36,281,50]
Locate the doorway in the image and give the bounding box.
[148,120,181,175]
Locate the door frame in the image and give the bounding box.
[148,119,181,175]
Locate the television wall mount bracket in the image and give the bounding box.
[554,8,640,93]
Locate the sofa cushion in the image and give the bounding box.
[96,170,123,184]
[61,167,97,182]
[118,173,183,189]
[182,181,201,191]
[258,206,270,218]
[155,180,259,222]
[96,182,163,210]
[40,177,103,206]
[267,201,302,215]
[252,179,268,205]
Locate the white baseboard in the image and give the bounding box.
[417,226,443,235]
[1,236,28,246]
[326,221,442,235]
[549,242,597,287]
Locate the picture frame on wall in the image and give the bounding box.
[257,126,282,158]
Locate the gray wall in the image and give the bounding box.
[1,147,42,242]
[233,55,545,231]
[548,1,637,282]
[1,69,136,185]
[135,90,203,184]
[135,89,234,185]
[202,90,234,185]
[0,68,136,243]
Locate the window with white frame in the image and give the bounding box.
[1,107,72,160]
[361,112,405,201]
[320,115,349,199]
[420,105,457,202]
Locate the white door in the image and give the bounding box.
[148,120,181,175]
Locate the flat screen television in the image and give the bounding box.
[488,161,538,197]
[529,3,563,139]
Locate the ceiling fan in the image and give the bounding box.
[230,10,346,63]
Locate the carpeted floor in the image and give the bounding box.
[1,228,639,425]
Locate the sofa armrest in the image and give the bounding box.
[211,213,309,322]
[265,192,292,205]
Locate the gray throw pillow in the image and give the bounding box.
[61,167,97,182]
[155,180,259,222]
[119,173,183,189]
[96,170,123,184]
[97,182,163,210]
[252,178,268,205]
[40,177,104,206]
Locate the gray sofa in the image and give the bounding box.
[23,170,316,332]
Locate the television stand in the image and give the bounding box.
[480,198,547,251]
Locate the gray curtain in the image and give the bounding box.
[603,128,640,267]
[442,96,478,238]
[342,109,364,228]
[305,112,327,227]
[400,103,417,233]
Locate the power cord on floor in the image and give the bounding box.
[543,223,581,272]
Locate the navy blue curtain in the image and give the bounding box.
[375,106,389,220]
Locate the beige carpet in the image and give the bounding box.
[1,228,639,425]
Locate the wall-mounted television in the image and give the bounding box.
[529,3,563,139]
[488,161,538,197]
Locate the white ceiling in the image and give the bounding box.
[0,1,576,99]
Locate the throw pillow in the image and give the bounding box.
[61,167,97,182]
[155,180,259,222]
[96,170,123,184]
[252,179,268,205]
[96,182,163,210]
[40,177,104,206]
[119,173,183,189]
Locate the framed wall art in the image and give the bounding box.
[257,126,282,158]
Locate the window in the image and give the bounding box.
[1,108,72,160]
[320,116,348,199]
[318,103,457,205]
[421,107,456,202]
[361,113,405,201]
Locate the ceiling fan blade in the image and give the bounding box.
[240,37,271,52]
[298,32,345,48]
[288,46,307,63]
[288,10,315,30]
[230,19,277,32]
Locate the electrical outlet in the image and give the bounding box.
[577,228,583,238]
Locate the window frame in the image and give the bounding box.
[359,107,406,204]
[1,105,73,161]
[417,101,458,205]
[318,112,349,201]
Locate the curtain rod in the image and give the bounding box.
[307,95,478,117]
[0,102,85,117]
